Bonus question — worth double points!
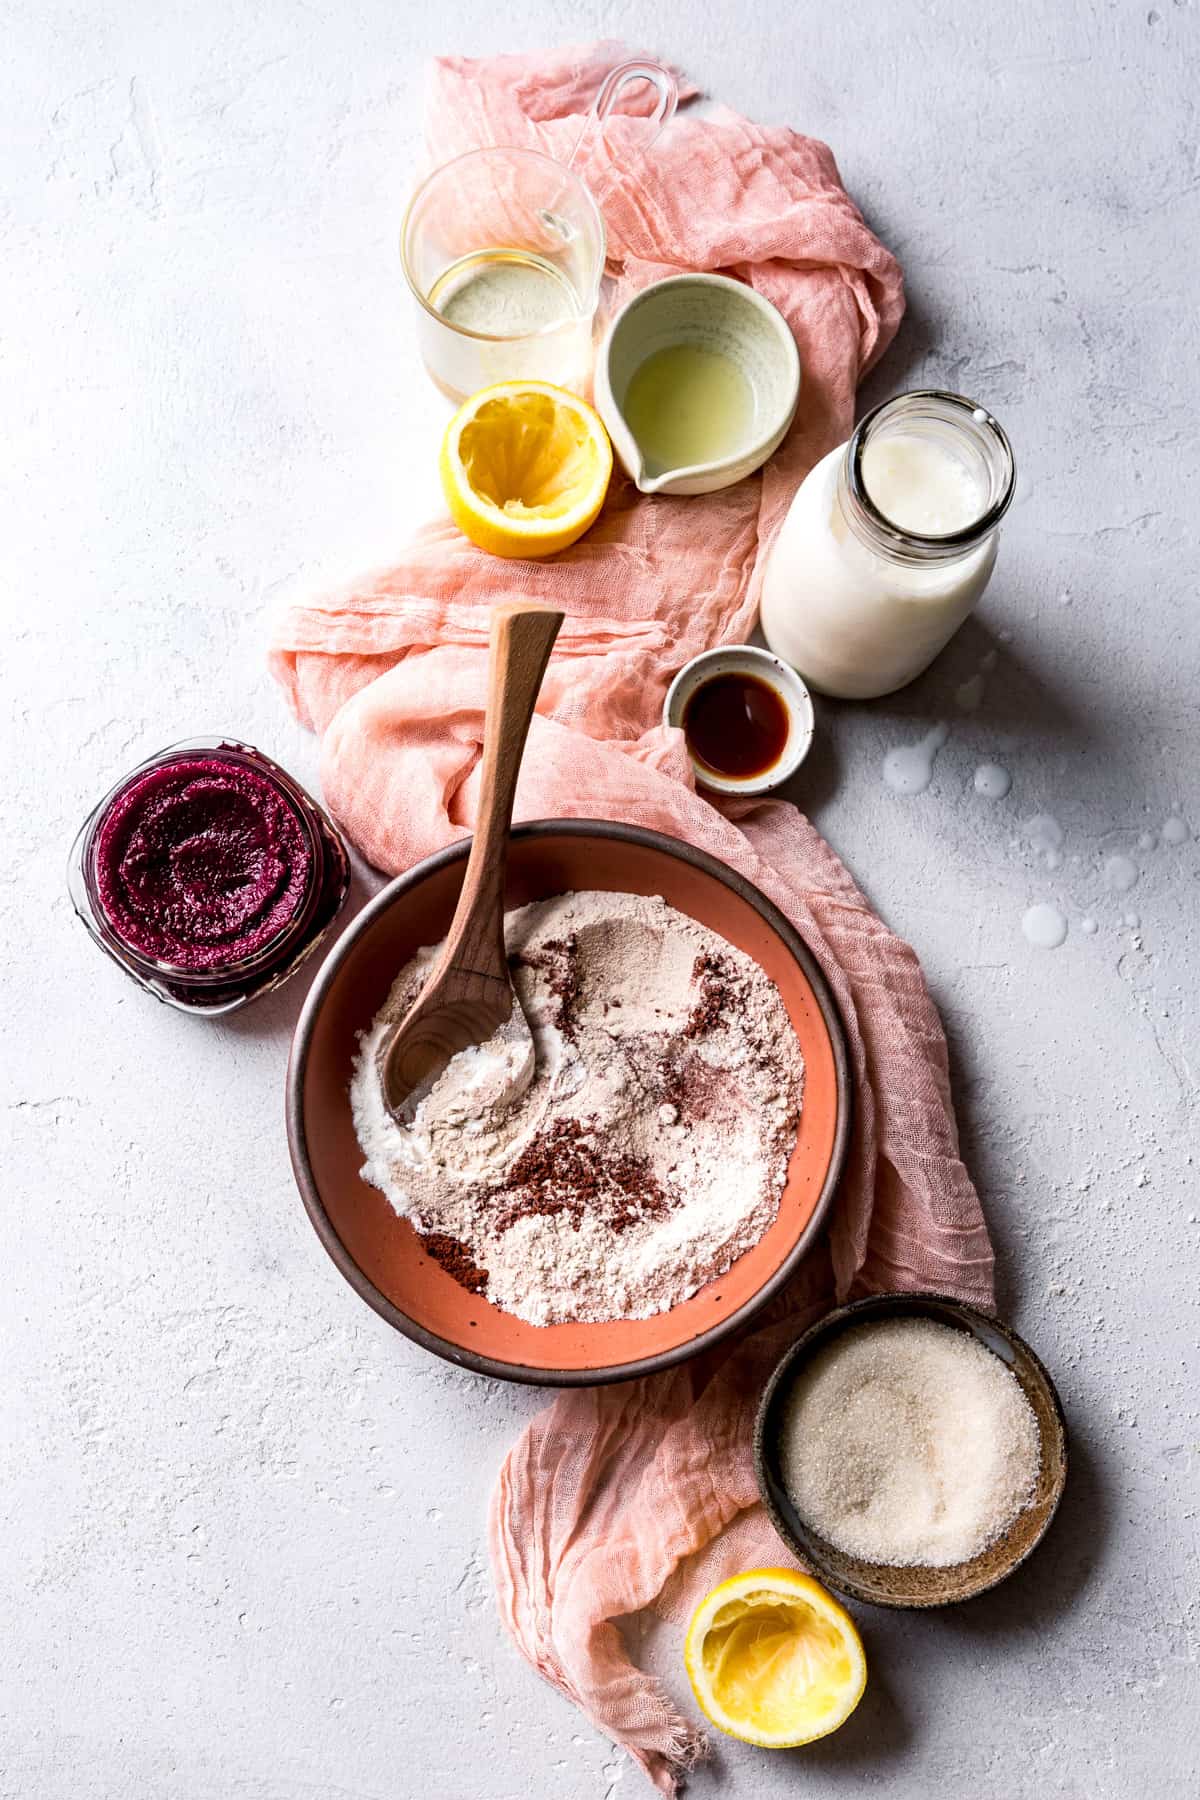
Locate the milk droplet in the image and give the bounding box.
[955,648,999,714]
[1058,589,1072,607]
[1105,854,1139,893]
[1162,814,1189,845]
[1137,830,1157,851]
[1023,903,1068,949]
[883,723,949,795]
[1124,912,1140,928]
[1080,916,1099,936]
[1026,813,1064,853]
[974,762,1012,799]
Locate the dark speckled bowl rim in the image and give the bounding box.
[286,819,851,1386]
[753,1291,1069,1606]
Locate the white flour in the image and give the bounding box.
[350,891,805,1326]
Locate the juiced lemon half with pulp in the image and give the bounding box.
[439,380,612,559]
[684,1568,866,1748]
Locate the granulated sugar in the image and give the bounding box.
[780,1318,1041,1567]
[351,891,804,1327]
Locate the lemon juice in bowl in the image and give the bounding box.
[621,342,756,475]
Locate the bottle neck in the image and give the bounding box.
[836,390,1015,569]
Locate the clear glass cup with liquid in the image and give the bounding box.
[399,62,677,402]
[401,147,605,400]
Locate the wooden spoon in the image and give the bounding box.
[377,600,564,1125]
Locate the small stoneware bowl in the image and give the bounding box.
[754,1292,1068,1608]
[287,821,850,1386]
[664,645,814,797]
[595,274,801,495]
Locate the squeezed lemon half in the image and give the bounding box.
[684,1568,866,1749]
[439,380,612,559]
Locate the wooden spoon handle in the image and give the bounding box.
[442,601,564,979]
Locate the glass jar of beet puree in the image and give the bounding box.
[67,738,350,1014]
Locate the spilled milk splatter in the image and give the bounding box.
[1026,814,1064,853]
[1105,854,1139,894]
[955,648,998,713]
[882,723,949,795]
[1022,903,1068,950]
[974,762,1012,799]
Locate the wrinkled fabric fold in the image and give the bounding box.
[268,42,992,1794]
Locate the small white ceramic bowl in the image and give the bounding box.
[664,645,814,796]
[595,274,801,496]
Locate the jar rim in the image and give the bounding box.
[79,738,326,985]
[845,389,1016,563]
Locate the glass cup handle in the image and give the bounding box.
[566,59,680,189]
[589,60,678,141]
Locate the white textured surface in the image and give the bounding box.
[3,3,1198,1796]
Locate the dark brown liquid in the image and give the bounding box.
[682,671,790,779]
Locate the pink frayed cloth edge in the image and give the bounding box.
[268,43,994,1795]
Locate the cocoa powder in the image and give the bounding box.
[422,1231,489,1295]
[492,1118,672,1235]
[686,950,739,1037]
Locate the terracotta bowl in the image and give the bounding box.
[754,1292,1069,1606]
[286,821,850,1384]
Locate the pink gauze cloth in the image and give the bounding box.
[269,42,996,1796]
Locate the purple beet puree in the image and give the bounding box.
[92,754,313,970]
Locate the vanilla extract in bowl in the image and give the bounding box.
[663,645,814,798]
[683,670,791,780]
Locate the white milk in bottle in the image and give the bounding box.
[761,392,1015,699]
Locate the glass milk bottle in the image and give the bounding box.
[761,391,1015,699]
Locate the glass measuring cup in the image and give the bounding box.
[400,61,678,401]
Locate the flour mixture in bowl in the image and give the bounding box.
[351,892,805,1326]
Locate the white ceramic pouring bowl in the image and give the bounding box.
[664,645,815,795]
[595,274,802,495]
